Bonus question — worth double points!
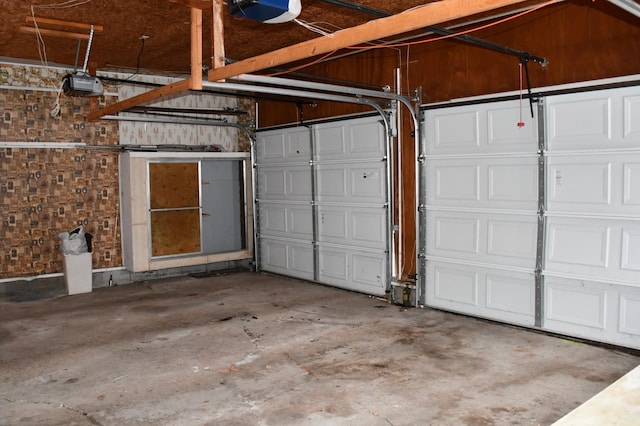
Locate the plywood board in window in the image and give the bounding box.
[151,209,201,257]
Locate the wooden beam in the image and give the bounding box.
[191,7,203,90]
[208,0,535,81]
[211,0,226,71]
[25,16,104,32]
[19,26,90,40]
[88,78,194,121]
[169,0,212,9]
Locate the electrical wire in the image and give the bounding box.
[265,49,339,77]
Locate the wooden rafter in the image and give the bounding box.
[208,0,534,81]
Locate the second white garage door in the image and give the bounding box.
[256,115,390,296]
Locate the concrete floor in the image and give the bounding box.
[1,271,638,426]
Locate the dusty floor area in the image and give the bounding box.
[1,271,638,425]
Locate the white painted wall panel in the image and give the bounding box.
[427,157,538,211]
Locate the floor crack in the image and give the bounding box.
[61,403,104,426]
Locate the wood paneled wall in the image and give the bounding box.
[256,0,640,280]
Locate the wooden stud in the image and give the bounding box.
[208,0,533,81]
[212,0,226,71]
[191,7,203,90]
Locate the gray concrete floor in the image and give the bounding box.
[1,271,638,426]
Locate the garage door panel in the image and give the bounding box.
[548,96,611,148]
[622,228,640,272]
[545,217,640,283]
[256,128,310,163]
[434,215,479,255]
[258,166,312,201]
[543,276,640,349]
[487,219,538,260]
[318,245,386,296]
[427,211,537,269]
[547,87,640,150]
[317,163,386,204]
[546,279,607,329]
[547,220,611,268]
[426,100,538,155]
[426,262,536,326]
[317,205,386,250]
[434,164,480,201]
[546,154,640,214]
[257,116,389,296]
[624,95,640,140]
[486,274,535,317]
[487,105,538,148]
[624,162,640,206]
[315,116,385,161]
[620,293,640,336]
[434,265,479,306]
[548,160,611,207]
[427,157,538,210]
[260,238,314,280]
[431,110,481,153]
[259,203,312,239]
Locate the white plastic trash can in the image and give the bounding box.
[63,252,93,295]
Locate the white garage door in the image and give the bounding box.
[422,85,640,349]
[423,99,540,327]
[256,116,390,296]
[543,86,640,348]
